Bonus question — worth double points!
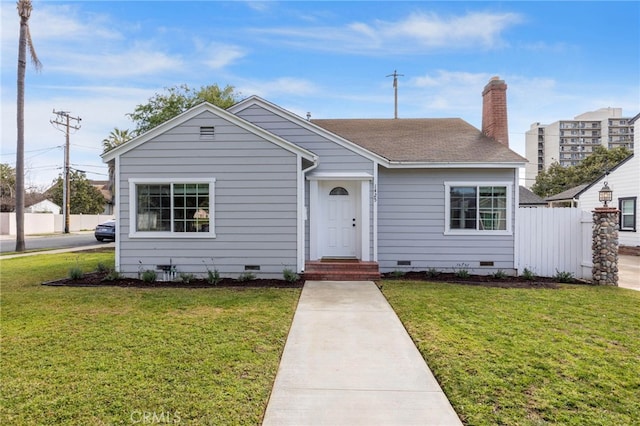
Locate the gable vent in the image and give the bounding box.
[200,126,215,139]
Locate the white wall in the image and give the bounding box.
[0,213,115,235]
[579,154,639,248]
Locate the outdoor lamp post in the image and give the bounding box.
[598,182,613,207]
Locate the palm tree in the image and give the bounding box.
[15,0,42,252]
[102,127,132,200]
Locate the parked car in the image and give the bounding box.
[95,219,116,241]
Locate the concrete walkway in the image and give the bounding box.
[262,281,462,426]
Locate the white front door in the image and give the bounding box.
[324,183,357,258]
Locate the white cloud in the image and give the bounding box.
[200,43,247,70]
[252,10,522,54]
[392,11,521,48]
[47,43,184,79]
[237,77,319,98]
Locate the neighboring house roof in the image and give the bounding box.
[102,101,317,163]
[545,153,635,203]
[519,186,547,206]
[311,118,526,164]
[26,199,60,213]
[545,184,590,202]
[89,180,112,203]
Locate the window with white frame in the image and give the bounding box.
[130,179,215,237]
[619,197,636,232]
[445,183,511,233]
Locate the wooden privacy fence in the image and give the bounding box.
[516,207,593,280]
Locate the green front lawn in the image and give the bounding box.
[4,253,639,425]
[382,281,640,425]
[0,252,300,425]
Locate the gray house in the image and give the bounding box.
[103,77,526,279]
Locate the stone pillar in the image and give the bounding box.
[592,207,619,285]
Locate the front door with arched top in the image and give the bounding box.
[324,182,357,257]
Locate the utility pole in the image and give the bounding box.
[51,110,81,233]
[386,70,404,119]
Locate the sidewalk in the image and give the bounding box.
[262,281,462,426]
[618,255,640,291]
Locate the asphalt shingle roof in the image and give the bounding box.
[519,186,547,206]
[545,184,590,202]
[311,118,526,163]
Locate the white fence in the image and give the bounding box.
[0,213,114,236]
[516,207,593,280]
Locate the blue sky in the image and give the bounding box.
[1,1,638,188]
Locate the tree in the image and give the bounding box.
[532,146,633,198]
[102,127,132,198]
[128,84,240,135]
[48,171,106,215]
[15,0,42,251]
[1,164,17,212]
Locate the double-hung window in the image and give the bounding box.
[445,182,512,234]
[129,178,215,237]
[619,197,636,232]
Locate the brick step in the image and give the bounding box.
[304,261,380,281]
[303,273,381,281]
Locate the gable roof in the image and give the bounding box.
[102,101,317,163]
[232,96,525,168]
[519,186,547,206]
[229,96,387,165]
[311,118,526,165]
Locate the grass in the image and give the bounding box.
[382,281,640,425]
[0,251,301,425]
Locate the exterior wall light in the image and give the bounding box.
[598,182,613,207]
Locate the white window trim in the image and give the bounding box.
[619,197,637,232]
[128,178,216,239]
[444,181,513,236]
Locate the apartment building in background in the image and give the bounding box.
[525,107,635,187]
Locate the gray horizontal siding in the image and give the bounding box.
[377,167,517,275]
[117,110,300,278]
[237,105,377,261]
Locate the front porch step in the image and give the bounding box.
[304,261,380,281]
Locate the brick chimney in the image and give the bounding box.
[482,76,509,147]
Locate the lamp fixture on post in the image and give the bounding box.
[598,181,613,207]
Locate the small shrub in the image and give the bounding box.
[390,269,406,278]
[207,269,221,285]
[203,259,221,285]
[141,269,157,283]
[553,270,574,283]
[179,273,195,284]
[95,262,111,273]
[102,269,122,282]
[493,269,508,279]
[454,264,470,279]
[238,272,256,282]
[68,266,84,280]
[283,268,300,283]
[425,267,440,278]
[521,268,536,281]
